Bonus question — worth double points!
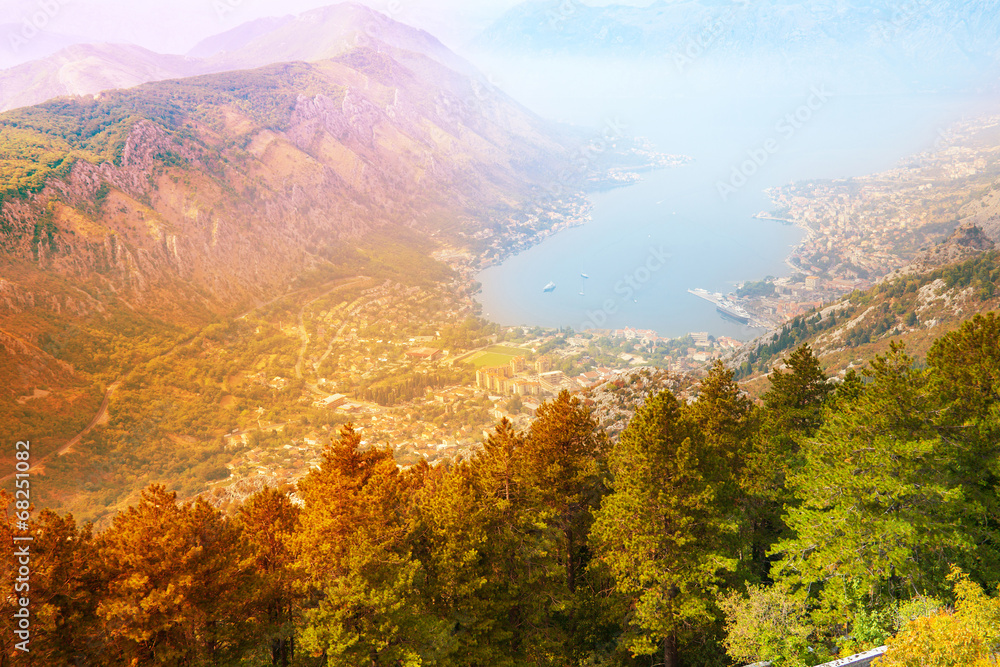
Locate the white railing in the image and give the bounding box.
[745,645,887,667]
[819,646,887,667]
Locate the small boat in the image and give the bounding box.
[580,273,590,279]
[543,281,556,292]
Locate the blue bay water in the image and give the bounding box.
[476,93,986,340]
[477,167,799,339]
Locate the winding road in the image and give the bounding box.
[294,277,371,380]
[1,380,121,483]
[56,380,121,457]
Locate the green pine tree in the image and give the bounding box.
[773,344,970,649]
[96,484,254,664]
[592,389,738,667]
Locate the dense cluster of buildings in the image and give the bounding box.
[474,355,589,396]
[470,197,594,269]
[610,327,664,344]
[766,115,1000,288]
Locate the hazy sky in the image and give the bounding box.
[3,0,657,56]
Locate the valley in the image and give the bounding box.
[4,1,1000,665]
[0,11,712,521]
[21,250,731,521]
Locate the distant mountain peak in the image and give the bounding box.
[0,43,204,112]
[187,15,295,59]
[1,2,477,112]
[473,0,1000,94]
[0,47,578,322]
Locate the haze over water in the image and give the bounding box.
[476,83,987,340]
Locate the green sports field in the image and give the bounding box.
[465,346,532,368]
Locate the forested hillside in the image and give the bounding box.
[0,38,584,335]
[4,313,1000,665]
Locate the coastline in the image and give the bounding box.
[754,204,815,276]
[472,170,791,342]
[472,147,693,272]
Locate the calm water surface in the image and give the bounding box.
[476,93,985,339]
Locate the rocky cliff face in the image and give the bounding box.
[882,224,996,281]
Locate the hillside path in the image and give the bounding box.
[0,380,121,483]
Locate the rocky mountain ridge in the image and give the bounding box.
[0,43,203,112]
[881,224,996,281]
[0,2,480,112]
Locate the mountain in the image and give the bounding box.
[187,15,296,59]
[0,46,576,322]
[0,23,90,69]
[198,4,479,79]
[473,0,1000,93]
[732,225,1000,382]
[0,3,480,112]
[956,179,1000,241]
[0,43,203,112]
[0,39,592,482]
